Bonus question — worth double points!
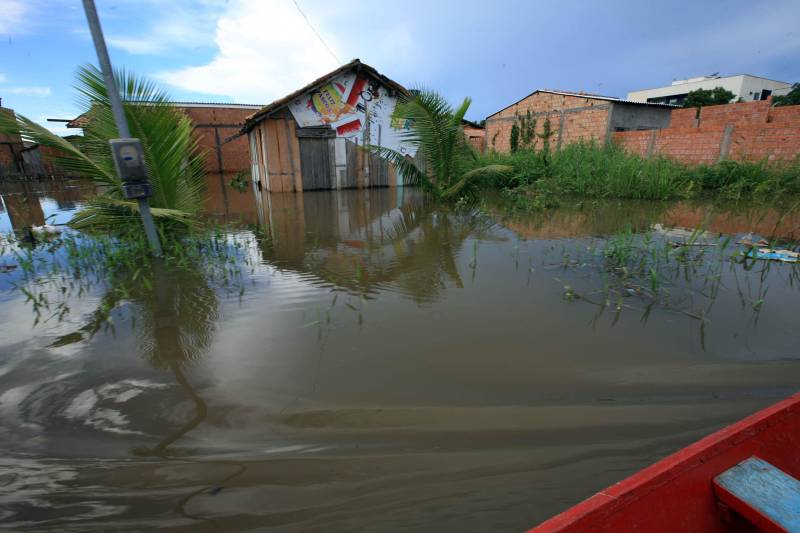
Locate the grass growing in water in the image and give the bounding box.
[479,142,800,208]
[545,224,799,347]
[1,226,259,334]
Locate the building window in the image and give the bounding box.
[760,89,772,101]
[752,91,761,101]
[648,94,687,106]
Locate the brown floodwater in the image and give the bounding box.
[1,179,799,532]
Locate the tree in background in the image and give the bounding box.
[0,65,206,232]
[682,87,736,108]
[772,83,800,107]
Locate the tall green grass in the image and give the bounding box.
[478,142,800,205]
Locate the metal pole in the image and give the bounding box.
[82,0,162,257]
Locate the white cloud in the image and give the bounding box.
[7,87,52,97]
[106,0,228,55]
[0,0,28,35]
[107,38,165,55]
[156,0,345,103]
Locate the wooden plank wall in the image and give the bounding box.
[344,141,360,188]
[368,152,390,187]
[253,111,302,192]
[299,138,333,190]
[251,111,409,191]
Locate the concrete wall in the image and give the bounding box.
[628,75,792,104]
[608,102,672,131]
[613,100,800,165]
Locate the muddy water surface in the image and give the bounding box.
[1,181,799,532]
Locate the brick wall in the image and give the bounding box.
[464,124,486,152]
[178,106,255,177]
[485,92,612,153]
[614,100,800,165]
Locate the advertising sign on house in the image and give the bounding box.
[287,72,417,157]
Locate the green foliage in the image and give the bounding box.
[510,111,543,153]
[541,118,552,154]
[230,170,250,193]
[683,86,736,108]
[0,65,206,232]
[366,88,511,201]
[772,83,800,107]
[519,111,536,148]
[6,225,254,337]
[690,159,800,200]
[476,142,800,209]
[480,142,692,201]
[509,122,520,153]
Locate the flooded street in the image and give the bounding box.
[1,180,800,532]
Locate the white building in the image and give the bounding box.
[627,74,792,106]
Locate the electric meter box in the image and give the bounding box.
[110,138,148,181]
[110,138,152,199]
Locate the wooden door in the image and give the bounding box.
[298,138,332,190]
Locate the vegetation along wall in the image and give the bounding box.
[484,91,671,154]
[613,100,800,165]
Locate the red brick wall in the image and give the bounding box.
[485,92,611,153]
[614,101,800,165]
[178,106,255,178]
[464,124,485,152]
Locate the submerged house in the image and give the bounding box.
[242,59,418,193]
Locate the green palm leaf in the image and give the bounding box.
[367,88,493,201]
[0,64,206,231]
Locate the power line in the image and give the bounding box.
[291,0,341,65]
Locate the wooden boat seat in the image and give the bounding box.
[714,457,800,533]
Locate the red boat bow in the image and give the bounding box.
[529,392,800,532]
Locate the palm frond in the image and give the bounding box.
[365,145,428,188]
[1,64,209,232]
[442,164,513,199]
[69,197,202,231]
[380,88,490,200]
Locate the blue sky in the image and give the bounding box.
[2,0,798,134]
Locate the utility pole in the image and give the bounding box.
[82,0,162,256]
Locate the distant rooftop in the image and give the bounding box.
[65,101,265,128]
[632,74,792,92]
[488,89,678,118]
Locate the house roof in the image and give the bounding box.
[241,59,408,133]
[487,89,678,119]
[65,101,265,128]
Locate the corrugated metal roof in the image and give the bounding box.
[66,101,266,128]
[169,102,264,108]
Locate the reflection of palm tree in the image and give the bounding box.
[52,258,218,456]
